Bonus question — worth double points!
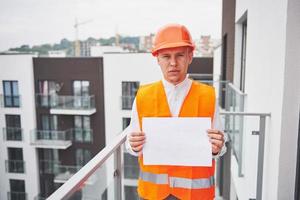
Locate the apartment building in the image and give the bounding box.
[216,0,300,199]
[0,53,39,200]
[32,57,106,199]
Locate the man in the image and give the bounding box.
[125,24,226,200]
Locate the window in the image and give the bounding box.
[73,80,90,108]
[75,149,91,167]
[39,149,59,174]
[7,148,24,173]
[74,116,92,142]
[240,20,247,92]
[122,118,131,130]
[9,179,26,200]
[39,115,58,140]
[5,115,22,141]
[38,80,57,107]
[122,81,139,110]
[3,80,20,107]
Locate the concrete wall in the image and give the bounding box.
[231,0,300,199]
[277,0,300,198]
[0,54,39,200]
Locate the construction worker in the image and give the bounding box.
[125,24,226,200]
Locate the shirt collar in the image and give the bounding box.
[161,75,191,90]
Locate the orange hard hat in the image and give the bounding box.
[151,24,195,56]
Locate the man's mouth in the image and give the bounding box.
[168,70,180,73]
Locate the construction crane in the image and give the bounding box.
[74,18,93,56]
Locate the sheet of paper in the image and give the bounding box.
[142,117,212,166]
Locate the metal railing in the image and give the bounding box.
[36,94,95,110]
[48,81,270,200]
[5,160,25,173]
[3,127,23,141]
[35,94,58,107]
[54,165,81,175]
[31,129,73,142]
[220,111,271,200]
[47,131,126,199]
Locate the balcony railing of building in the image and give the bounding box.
[47,81,270,200]
[30,129,73,149]
[53,165,82,184]
[5,160,25,173]
[3,127,23,141]
[0,94,21,108]
[36,94,96,115]
[7,191,27,200]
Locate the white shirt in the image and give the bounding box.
[124,76,227,158]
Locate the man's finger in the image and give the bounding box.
[131,132,145,136]
[207,132,224,140]
[130,140,145,147]
[209,138,223,148]
[129,135,145,142]
[212,145,220,154]
[207,129,220,134]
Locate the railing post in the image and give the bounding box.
[256,115,266,200]
[114,145,122,200]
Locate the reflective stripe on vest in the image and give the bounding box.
[169,176,214,189]
[139,171,168,184]
[139,171,214,189]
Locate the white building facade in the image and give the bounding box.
[221,0,300,199]
[0,54,39,200]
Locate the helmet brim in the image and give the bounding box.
[151,42,195,56]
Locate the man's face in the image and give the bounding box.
[157,46,193,85]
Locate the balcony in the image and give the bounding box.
[7,192,27,200]
[47,81,271,200]
[3,127,23,141]
[5,160,25,173]
[36,94,96,115]
[30,129,73,149]
[53,165,82,184]
[0,94,21,108]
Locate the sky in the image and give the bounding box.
[0,0,222,51]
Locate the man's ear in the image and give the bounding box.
[188,50,194,65]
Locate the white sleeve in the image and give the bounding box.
[212,99,228,159]
[125,99,140,157]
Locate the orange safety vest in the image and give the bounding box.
[136,80,216,200]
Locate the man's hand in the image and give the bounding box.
[207,129,225,155]
[129,131,146,154]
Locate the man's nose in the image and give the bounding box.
[170,56,176,66]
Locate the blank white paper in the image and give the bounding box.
[142,117,212,166]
